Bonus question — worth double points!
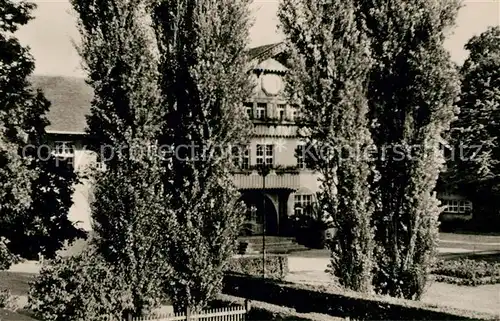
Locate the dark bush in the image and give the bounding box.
[289,213,332,249]
[237,242,249,255]
[226,255,288,280]
[222,273,497,321]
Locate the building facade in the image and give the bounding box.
[233,44,320,235]
[32,43,471,235]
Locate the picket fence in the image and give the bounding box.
[128,305,247,321]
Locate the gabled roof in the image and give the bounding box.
[247,42,284,61]
[31,43,287,134]
[248,42,286,66]
[31,76,92,134]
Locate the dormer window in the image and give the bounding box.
[297,144,306,169]
[244,102,253,119]
[256,103,267,120]
[277,104,285,120]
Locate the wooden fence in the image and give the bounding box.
[128,304,248,321]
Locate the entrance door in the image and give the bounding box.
[239,192,278,236]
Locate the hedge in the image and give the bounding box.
[213,294,345,321]
[225,255,288,280]
[222,273,498,321]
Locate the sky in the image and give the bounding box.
[15,0,500,78]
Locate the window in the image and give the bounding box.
[232,145,250,169]
[294,194,313,215]
[297,145,305,169]
[442,199,472,214]
[277,104,285,120]
[95,153,107,171]
[53,141,75,171]
[244,102,253,119]
[256,103,267,120]
[96,160,106,171]
[256,144,274,165]
[54,141,74,155]
[292,106,299,121]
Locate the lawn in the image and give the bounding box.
[0,309,39,321]
[0,272,35,296]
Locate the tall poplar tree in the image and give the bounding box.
[152,0,252,312]
[278,0,375,293]
[71,0,169,316]
[355,0,461,299]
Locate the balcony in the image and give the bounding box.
[233,169,301,190]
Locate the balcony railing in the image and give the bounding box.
[233,169,301,190]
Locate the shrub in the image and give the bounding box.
[0,289,19,311]
[0,237,20,270]
[28,250,135,321]
[222,273,497,321]
[290,211,333,249]
[226,255,288,280]
[431,259,500,285]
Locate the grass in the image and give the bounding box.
[0,272,35,296]
[0,309,39,321]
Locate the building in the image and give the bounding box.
[30,43,320,234]
[31,43,470,235]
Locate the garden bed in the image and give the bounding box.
[430,259,500,286]
[222,273,499,320]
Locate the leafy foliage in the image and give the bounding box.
[152,0,253,312]
[290,203,334,249]
[0,288,19,311]
[278,0,375,293]
[0,238,19,270]
[70,0,169,316]
[354,0,461,299]
[449,26,500,223]
[1,0,82,264]
[0,0,37,269]
[28,248,135,321]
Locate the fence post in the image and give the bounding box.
[186,306,191,321]
[127,313,132,321]
[244,299,251,312]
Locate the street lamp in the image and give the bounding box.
[257,163,271,278]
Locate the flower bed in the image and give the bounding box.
[431,259,500,286]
